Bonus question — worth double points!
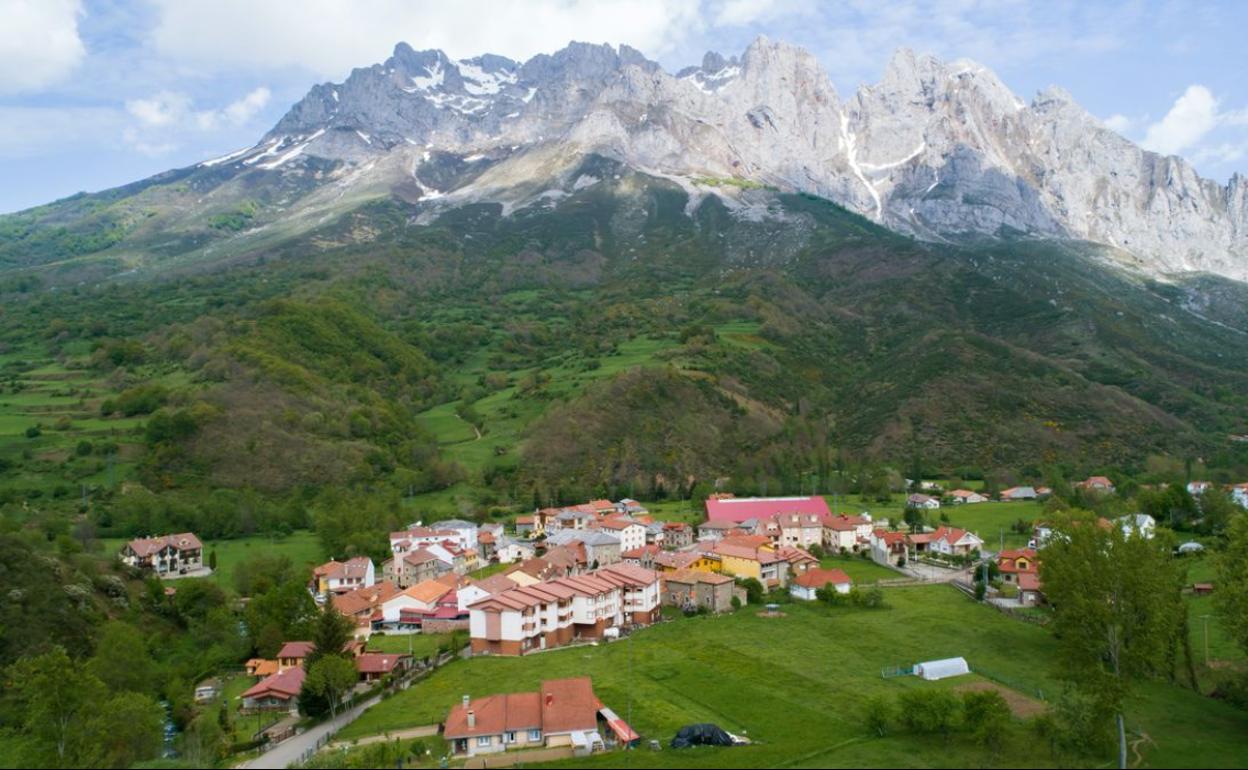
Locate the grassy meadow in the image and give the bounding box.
[335,585,1248,768]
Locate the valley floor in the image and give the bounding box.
[334,584,1248,768]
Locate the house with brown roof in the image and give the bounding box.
[515,514,539,537]
[712,535,816,589]
[1075,476,1116,494]
[276,641,315,672]
[594,517,647,553]
[823,514,874,553]
[997,548,1038,585]
[445,678,622,758]
[467,564,661,656]
[660,521,693,549]
[767,513,826,550]
[241,666,305,714]
[383,547,454,588]
[1000,549,1048,606]
[120,533,203,576]
[870,528,908,562]
[377,579,455,629]
[244,658,279,678]
[998,486,1038,502]
[949,489,988,505]
[789,567,852,601]
[906,493,941,510]
[661,569,738,613]
[928,527,984,558]
[311,556,375,600]
[332,581,399,633]
[354,652,411,682]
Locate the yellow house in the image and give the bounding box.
[712,536,777,581]
[711,536,815,589]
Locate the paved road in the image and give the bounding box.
[241,694,382,769]
[900,561,972,583]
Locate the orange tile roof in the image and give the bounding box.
[792,567,852,589]
[445,692,542,738]
[399,579,454,605]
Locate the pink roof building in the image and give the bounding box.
[704,495,831,524]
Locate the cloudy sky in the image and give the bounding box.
[1,0,1246,213]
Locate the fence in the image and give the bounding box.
[972,665,1049,703]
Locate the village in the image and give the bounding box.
[112,474,1248,767]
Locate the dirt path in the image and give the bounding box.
[1129,731,1156,768]
[954,680,1046,718]
[327,723,439,750]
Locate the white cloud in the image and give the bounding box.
[223,87,272,125]
[149,0,702,78]
[0,0,86,94]
[1141,84,1219,156]
[126,92,193,128]
[123,87,273,155]
[1102,114,1132,133]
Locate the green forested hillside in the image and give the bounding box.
[1,163,1246,525]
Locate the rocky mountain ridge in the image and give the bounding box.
[210,36,1248,281]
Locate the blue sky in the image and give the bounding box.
[1,0,1246,214]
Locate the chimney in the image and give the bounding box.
[467,709,475,729]
[462,694,470,709]
[545,692,554,707]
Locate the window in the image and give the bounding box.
[476,736,492,747]
[504,731,516,743]
[529,729,542,741]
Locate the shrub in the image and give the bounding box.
[864,695,895,737]
[898,690,960,741]
[961,689,1011,752]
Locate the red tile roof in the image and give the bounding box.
[277,641,315,660]
[792,568,851,589]
[443,677,604,740]
[125,532,202,556]
[355,652,409,675]
[540,677,602,734]
[333,581,399,618]
[445,692,542,738]
[242,666,305,700]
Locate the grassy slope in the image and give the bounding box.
[339,586,1248,768]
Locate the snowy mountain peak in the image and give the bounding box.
[224,38,1246,281]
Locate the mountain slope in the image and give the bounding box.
[3,37,1247,285]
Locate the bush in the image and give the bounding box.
[898,690,960,741]
[738,577,764,604]
[961,689,1011,752]
[864,695,895,737]
[24,425,41,438]
[851,587,888,609]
